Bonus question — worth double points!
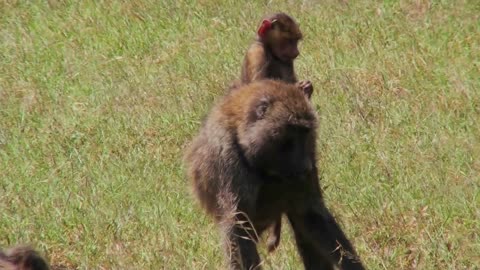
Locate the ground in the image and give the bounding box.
[0,0,479,269]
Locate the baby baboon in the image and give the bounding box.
[232,13,313,99]
[0,245,50,270]
[185,80,364,270]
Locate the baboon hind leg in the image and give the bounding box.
[266,217,282,253]
[222,218,262,270]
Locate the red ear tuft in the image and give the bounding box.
[257,19,272,38]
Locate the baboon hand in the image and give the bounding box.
[296,80,313,99]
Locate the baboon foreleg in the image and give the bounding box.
[288,211,335,270]
[289,202,365,270]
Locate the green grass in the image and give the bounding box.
[1,0,479,269]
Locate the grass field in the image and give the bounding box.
[1,0,479,269]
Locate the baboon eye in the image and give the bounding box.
[255,98,270,119]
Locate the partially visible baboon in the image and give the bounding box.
[185,80,364,270]
[232,13,313,99]
[0,245,50,270]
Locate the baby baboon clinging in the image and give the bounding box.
[233,13,313,99]
[0,245,50,270]
[185,80,364,270]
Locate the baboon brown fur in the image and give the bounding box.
[0,245,50,270]
[185,80,364,270]
[232,13,313,100]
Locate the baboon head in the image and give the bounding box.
[233,80,317,178]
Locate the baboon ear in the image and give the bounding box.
[255,97,270,119]
[258,19,273,38]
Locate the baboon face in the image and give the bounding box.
[239,89,316,178]
[260,13,303,63]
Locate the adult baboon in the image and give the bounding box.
[185,80,364,270]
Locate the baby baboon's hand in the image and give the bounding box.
[296,80,313,99]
